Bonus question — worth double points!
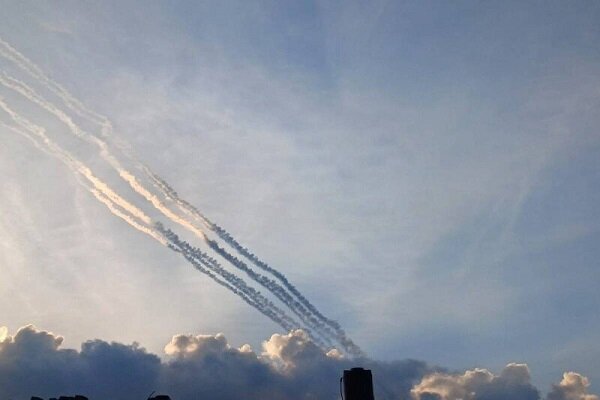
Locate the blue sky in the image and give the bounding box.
[1,1,599,397]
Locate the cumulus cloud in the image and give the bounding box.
[0,325,429,400]
[412,364,599,400]
[0,325,160,400]
[160,329,430,400]
[411,364,535,400]
[547,373,600,400]
[0,325,596,400]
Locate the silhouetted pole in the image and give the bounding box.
[342,367,375,400]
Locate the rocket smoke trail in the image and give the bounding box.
[0,91,329,348]
[0,100,162,243]
[205,238,337,343]
[0,37,106,126]
[0,71,336,349]
[156,223,329,348]
[0,37,363,356]
[149,174,361,354]
[0,99,321,345]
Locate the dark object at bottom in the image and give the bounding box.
[33,396,88,400]
[342,367,375,400]
[149,396,172,400]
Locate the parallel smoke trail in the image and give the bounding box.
[0,37,363,355]
[127,153,360,353]
[146,162,363,355]
[206,239,337,336]
[0,99,150,226]
[0,100,315,344]
[0,120,148,238]
[0,72,208,240]
[164,243,290,330]
[89,188,167,245]
[0,102,161,243]
[0,73,133,183]
[156,223,330,345]
[0,71,337,347]
[0,72,333,347]
[0,37,106,125]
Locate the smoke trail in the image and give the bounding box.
[163,242,274,325]
[0,72,124,174]
[0,40,332,320]
[131,166,354,342]
[0,71,336,348]
[0,107,161,244]
[0,101,316,344]
[0,37,363,355]
[206,239,336,336]
[145,169,364,355]
[156,223,331,347]
[0,37,106,125]
[89,188,167,245]
[0,98,155,227]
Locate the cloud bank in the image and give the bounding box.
[0,325,596,400]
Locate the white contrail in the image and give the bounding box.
[0,73,208,239]
[0,71,338,347]
[0,98,153,227]
[141,173,362,350]
[0,72,352,352]
[0,108,159,243]
[0,104,313,341]
[90,188,167,244]
[0,72,120,165]
[0,72,211,242]
[0,37,106,125]
[0,37,363,355]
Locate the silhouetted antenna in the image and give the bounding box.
[341,368,375,400]
[146,391,156,400]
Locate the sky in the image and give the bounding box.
[0,1,599,399]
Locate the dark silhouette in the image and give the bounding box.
[342,368,375,400]
[35,396,88,400]
[27,370,376,400]
[32,396,166,400]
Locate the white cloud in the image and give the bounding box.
[547,372,600,400]
[411,363,539,400]
[1,325,597,400]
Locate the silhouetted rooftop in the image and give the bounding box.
[32,396,89,400]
